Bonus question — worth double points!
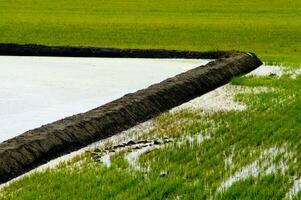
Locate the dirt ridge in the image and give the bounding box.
[0,45,262,184]
[0,43,228,58]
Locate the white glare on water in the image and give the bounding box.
[0,56,210,142]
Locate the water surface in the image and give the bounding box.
[0,56,210,142]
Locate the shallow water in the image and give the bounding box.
[0,56,210,142]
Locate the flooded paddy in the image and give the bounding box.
[0,56,210,142]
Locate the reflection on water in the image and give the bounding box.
[0,56,210,142]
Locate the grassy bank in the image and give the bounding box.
[0,0,300,66]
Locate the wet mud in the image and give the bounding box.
[0,44,262,183]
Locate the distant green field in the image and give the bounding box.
[0,0,300,66]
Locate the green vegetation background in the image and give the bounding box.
[0,0,300,66]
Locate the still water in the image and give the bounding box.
[0,56,210,142]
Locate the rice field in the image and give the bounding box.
[1,66,301,199]
[0,0,300,199]
[0,0,300,66]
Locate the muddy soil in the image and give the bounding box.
[0,43,230,58]
[0,44,262,184]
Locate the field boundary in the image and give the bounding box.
[0,44,262,184]
[1,43,231,58]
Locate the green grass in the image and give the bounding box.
[1,74,301,199]
[0,0,301,66]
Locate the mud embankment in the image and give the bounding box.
[0,43,227,58]
[0,44,262,184]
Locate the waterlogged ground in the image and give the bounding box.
[0,56,209,142]
[1,64,301,199]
